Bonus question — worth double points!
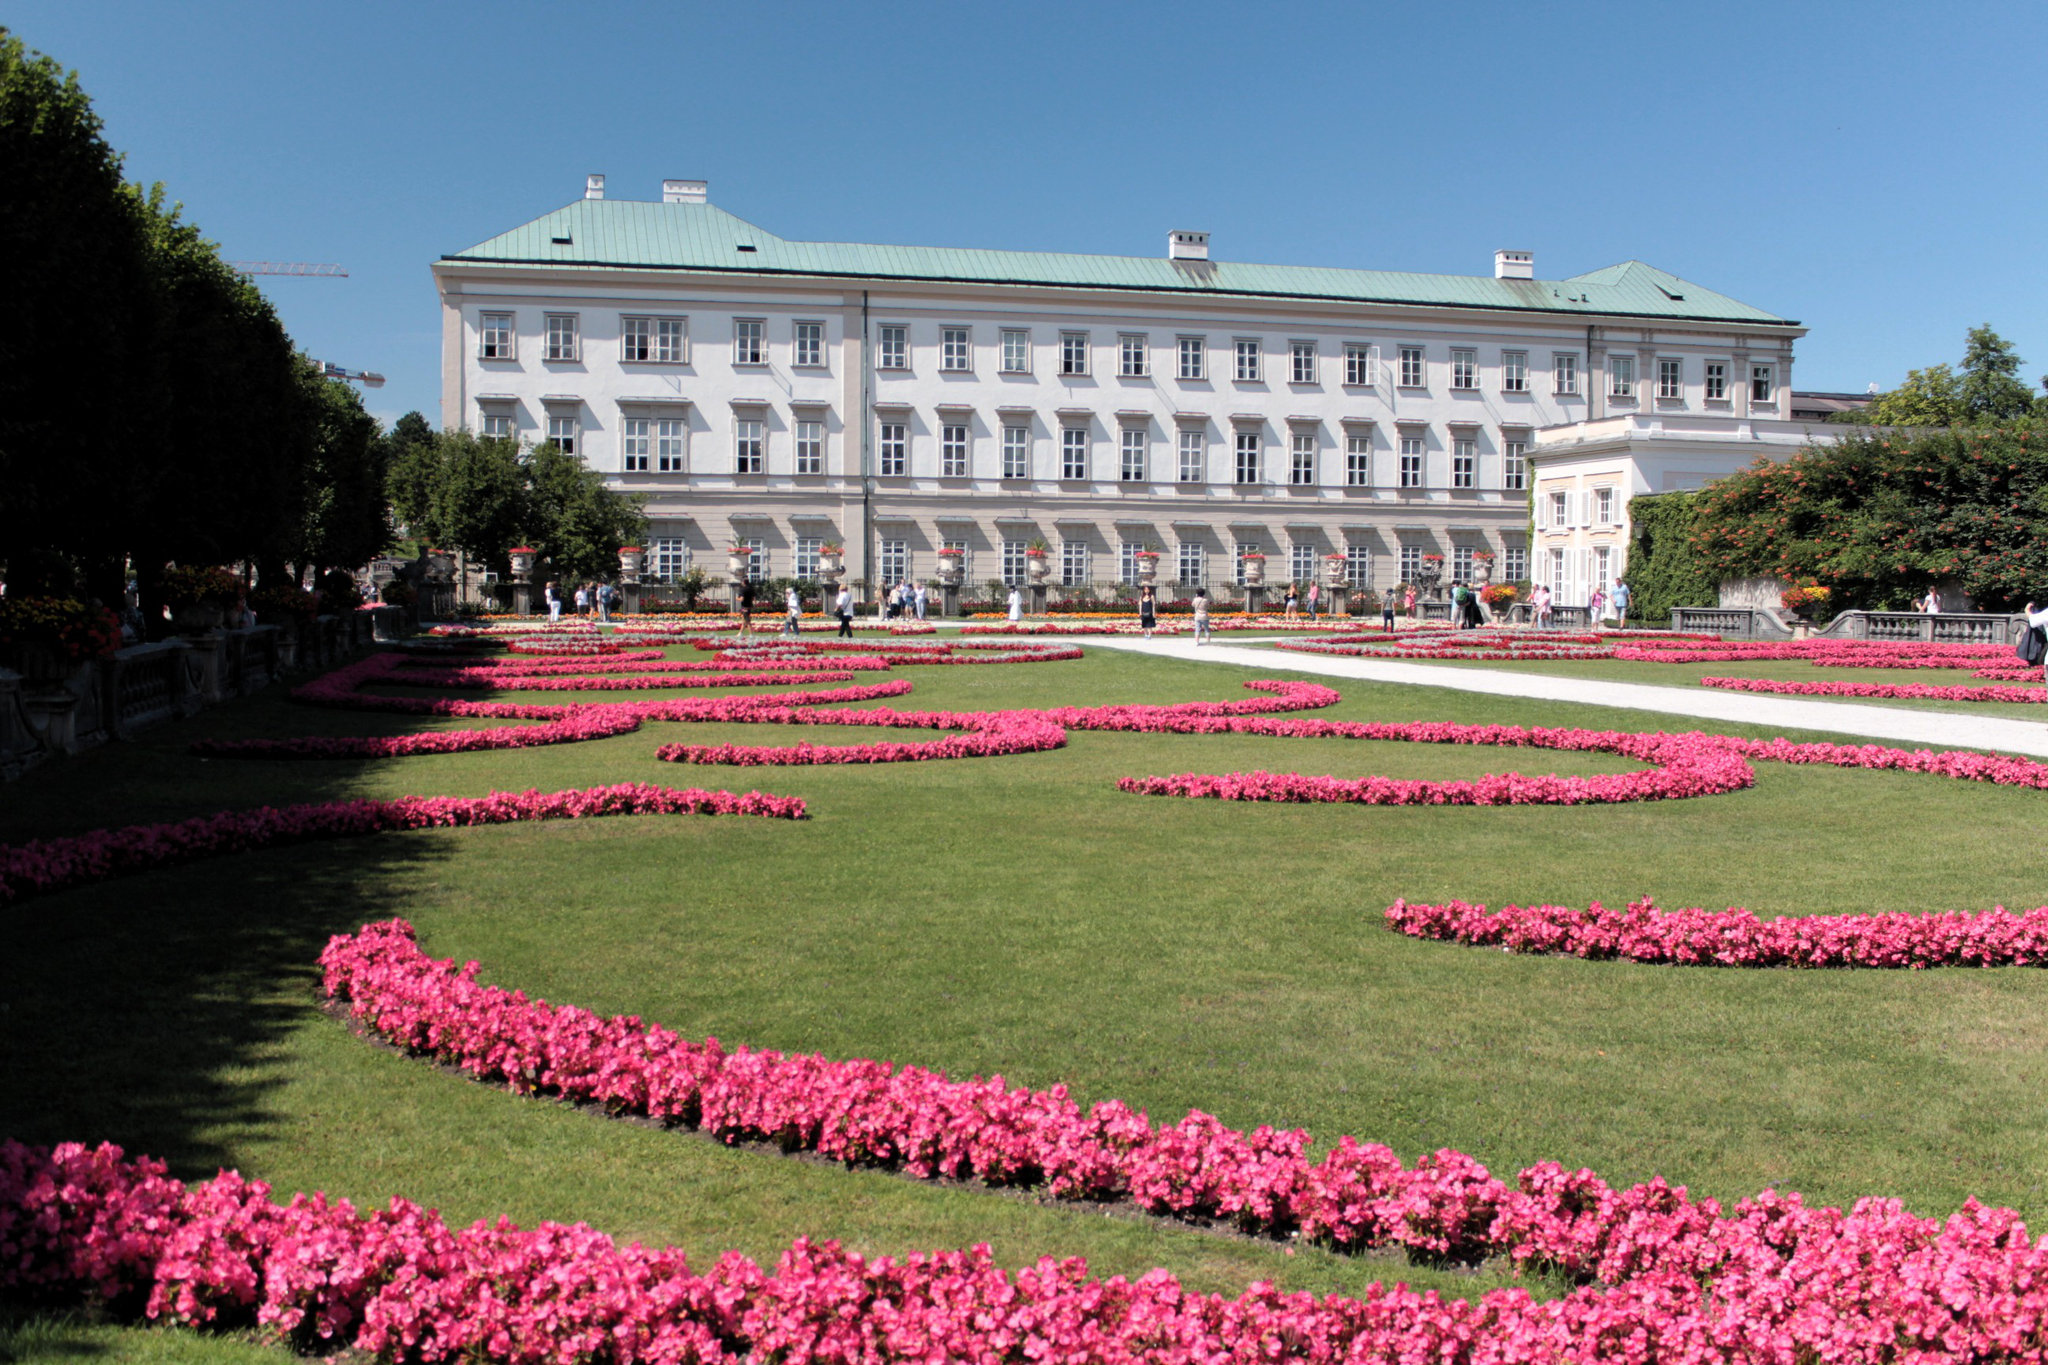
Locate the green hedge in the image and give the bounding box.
[1624,491,1717,625]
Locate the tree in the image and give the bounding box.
[382,410,442,542]
[293,358,391,577]
[428,430,527,571]
[1957,324,2039,422]
[522,440,647,582]
[1865,363,1965,427]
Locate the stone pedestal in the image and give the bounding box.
[182,631,225,704]
[622,584,642,615]
[1326,587,1349,618]
[1028,585,1047,615]
[942,584,960,617]
[1246,587,1265,614]
[512,580,536,616]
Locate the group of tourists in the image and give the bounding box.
[541,579,622,623]
[881,580,928,621]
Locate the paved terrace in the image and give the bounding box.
[1076,636,2048,758]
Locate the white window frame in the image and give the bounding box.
[544,313,579,362]
[1399,545,1422,582]
[795,418,823,475]
[1290,340,1317,384]
[546,411,578,456]
[1119,542,1144,586]
[1595,486,1615,525]
[1452,546,1474,581]
[1550,546,1566,593]
[1059,331,1089,376]
[479,311,515,361]
[1398,345,1426,388]
[1177,335,1206,380]
[1657,358,1684,401]
[1751,364,1775,404]
[1061,426,1089,480]
[879,421,908,476]
[1705,361,1729,401]
[1452,436,1476,489]
[622,315,688,364]
[1502,437,1527,491]
[1234,337,1262,382]
[733,318,766,367]
[734,417,764,474]
[1450,348,1478,390]
[1001,424,1030,479]
[1553,352,1579,396]
[1289,432,1315,486]
[1399,433,1424,489]
[1345,432,1371,487]
[1343,342,1374,386]
[1233,429,1261,484]
[1291,544,1316,584]
[1119,333,1149,377]
[1234,544,1262,587]
[1503,545,1527,582]
[1177,542,1205,585]
[794,537,823,581]
[1001,540,1028,586]
[877,325,909,371]
[878,538,908,584]
[1501,350,1528,393]
[656,418,686,473]
[1120,427,1147,482]
[1177,428,1205,483]
[1609,355,1635,398]
[1000,329,1031,374]
[1060,540,1089,586]
[1548,490,1569,527]
[941,326,972,373]
[480,410,513,439]
[1595,545,1612,592]
[650,537,690,583]
[793,320,825,369]
[941,423,970,477]
[621,417,650,472]
[1345,545,1370,588]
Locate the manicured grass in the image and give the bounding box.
[7,643,2048,1359]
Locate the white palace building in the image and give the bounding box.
[434,175,1811,604]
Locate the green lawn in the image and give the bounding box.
[6,643,2048,1359]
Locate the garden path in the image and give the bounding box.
[1079,636,2048,757]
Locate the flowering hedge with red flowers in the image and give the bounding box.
[1700,676,2046,703]
[0,785,803,909]
[1385,896,2048,969]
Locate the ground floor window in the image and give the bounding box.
[1291,545,1316,584]
[1399,545,1422,582]
[650,537,689,583]
[879,538,908,584]
[1061,541,1089,586]
[793,537,822,580]
[1452,546,1474,581]
[1502,545,1527,581]
[1345,546,1370,588]
[1178,543,1205,585]
[1001,540,1028,586]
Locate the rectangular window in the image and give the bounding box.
[794,321,823,368]
[650,537,690,583]
[1060,331,1089,375]
[794,537,822,581]
[1291,545,1316,584]
[480,312,515,360]
[1550,547,1567,593]
[1548,490,1569,526]
[1234,337,1261,382]
[1345,432,1371,486]
[1178,428,1204,483]
[621,417,650,472]
[1290,432,1315,485]
[1399,346,1426,387]
[1177,335,1206,380]
[1657,358,1684,400]
[734,418,763,473]
[1399,545,1422,582]
[657,418,686,472]
[1061,541,1088,586]
[1452,437,1476,489]
[1234,545,1261,586]
[544,313,579,362]
[795,419,823,475]
[1234,430,1261,484]
[480,410,512,440]
[1502,438,1527,491]
[1178,542,1204,585]
[1346,545,1370,588]
[1061,426,1088,480]
[734,319,765,366]
[879,421,907,476]
[1119,333,1148,377]
[1399,434,1424,488]
[1595,545,1612,592]
[878,538,907,584]
[1609,355,1635,397]
[546,412,578,457]
[740,537,766,581]
[1119,543,1143,586]
[941,327,971,372]
[1751,364,1775,403]
[941,423,970,477]
[1120,427,1147,482]
[1290,340,1317,384]
[1002,425,1029,479]
[1501,350,1528,393]
[1344,342,1374,386]
[619,316,681,363]
[1705,361,1728,401]
[1553,353,1579,395]
[1002,541,1029,586]
[1452,546,1474,581]
[1451,348,1478,390]
[1595,487,1615,524]
[878,325,908,370]
[1001,329,1030,373]
[1503,546,1527,582]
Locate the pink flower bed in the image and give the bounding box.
[1118,723,1754,807]
[1700,676,2046,703]
[0,785,803,909]
[191,706,646,758]
[696,639,1084,666]
[1613,638,2010,670]
[1385,896,2048,969]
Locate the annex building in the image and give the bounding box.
[434,175,1806,602]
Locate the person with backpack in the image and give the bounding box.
[2022,601,2048,682]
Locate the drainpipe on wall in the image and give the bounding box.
[860,290,873,609]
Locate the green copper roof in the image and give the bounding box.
[442,199,1798,327]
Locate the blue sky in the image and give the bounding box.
[10,0,2046,428]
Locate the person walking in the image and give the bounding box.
[1192,587,1211,645]
[544,580,561,623]
[1532,583,1552,629]
[1138,584,1158,639]
[1283,582,1300,621]
[914,581,927,621]
[2024,599,2048,685]
[784,585,801,636]
[1381,588,1396,633]
[595,581,611,623]
[736,576,755,635]
[1610,579,1631,630]
[1007,585,1023,622]
[1306,580,1321,622]
[1403,584,1417,624]
[834,583,854,637]
[1589,586,1608,630]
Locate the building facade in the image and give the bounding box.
[434,176,1805,601]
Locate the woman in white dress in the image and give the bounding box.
[1007,586,1023,622]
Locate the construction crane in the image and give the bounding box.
[229,261,348,277]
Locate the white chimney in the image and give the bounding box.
[662,179,708,204]
[584,173,606,201]
[1168,229,1210,261]
[1494,249,1533,280]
